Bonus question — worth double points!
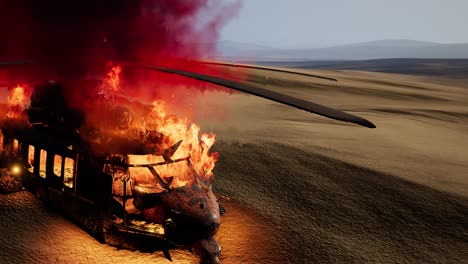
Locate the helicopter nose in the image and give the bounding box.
[194,196,221,237]
[203,211,221,236]
[161,185,221,243]
[182,207,221,236]
[164,211,220,244]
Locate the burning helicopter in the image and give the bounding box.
[0,60,375,264]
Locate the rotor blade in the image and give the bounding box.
[0,60,35,67]
[139,64,376,128]
[194,60,338,82]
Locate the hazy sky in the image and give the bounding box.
[220,0,468,47]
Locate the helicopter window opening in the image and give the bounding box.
[1,138,12,157]
[127,154,165,165]
[129,167,166,193]
[157,162,193,187]
[12,139,19,156]
[129,161,195,190]
[112,166,132,197]
[103,163,111,175]
[39,149,47,178]
[110,166,135,215]
[64,157,75,188]
[28,145,35,173]
[54,155,62,177]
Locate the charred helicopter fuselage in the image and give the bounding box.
[0,82,224,263]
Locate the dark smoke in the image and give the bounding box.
[0,0,242,77]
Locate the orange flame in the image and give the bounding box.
[8,85,27,106]
[145,101,219,179]
[99,64,219,187]
[99,64,122,98]
[7,85,28,119]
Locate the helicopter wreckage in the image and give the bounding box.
[0,60,375,264]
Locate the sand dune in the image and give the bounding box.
[207,68,468,262]
[1,68,467,263]
[205,68,468,197]
[213,142,467,263]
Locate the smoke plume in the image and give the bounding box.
[1,0,241,73]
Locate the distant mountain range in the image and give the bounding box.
[215,40,468,60]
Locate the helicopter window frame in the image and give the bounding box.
[127,157,196,190]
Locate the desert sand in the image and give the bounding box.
[1,67,467,263]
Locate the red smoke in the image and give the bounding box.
[0,0,241,69]
[0,0,245,119]
[0,0,244,77]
